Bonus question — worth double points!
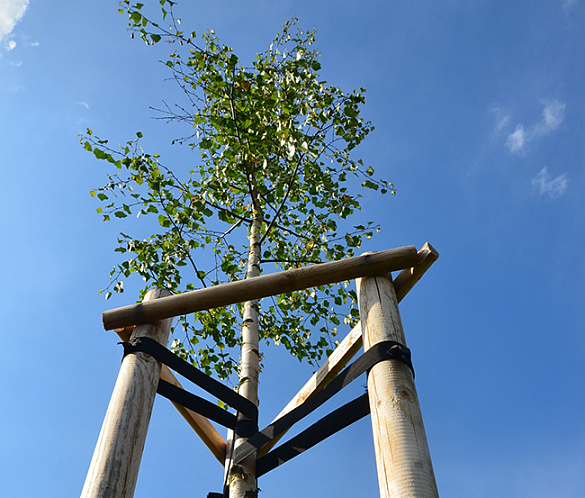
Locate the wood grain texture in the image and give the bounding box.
[80,289,172,498]
[103,246,419,330]
[357,275,439,498]
[115,326,227,465]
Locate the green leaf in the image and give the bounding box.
[361,180,379,190]
[94,149,107,160]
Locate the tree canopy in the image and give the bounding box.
[82,0,394,383]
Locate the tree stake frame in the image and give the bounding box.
[81,243,440,498]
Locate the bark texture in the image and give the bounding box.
[228,215,262,498]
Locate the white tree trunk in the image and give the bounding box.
[229,215,262,498]
[357,275,439,498]
[81,289,172,498]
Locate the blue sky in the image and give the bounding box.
[1,1,584,497]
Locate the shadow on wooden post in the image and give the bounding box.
[357,274,439,498]
[80,289,173,498]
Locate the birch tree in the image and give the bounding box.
[82,2,394,496]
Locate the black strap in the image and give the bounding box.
[122,337,258,423]
[256,393,370,477]
[157,379,237,429]
[122,336,413,474]
[232,340,413,465]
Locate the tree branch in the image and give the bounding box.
[157,192,208,288]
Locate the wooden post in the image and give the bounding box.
[115,326,227,464]
[357,274,439,498]
[80,289,172,498]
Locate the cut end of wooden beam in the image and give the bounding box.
[394,242,439,302]
[421,241,439,260]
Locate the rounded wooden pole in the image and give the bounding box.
[103,246,419,330]
[81,289,172,498]
[357,275,439,498]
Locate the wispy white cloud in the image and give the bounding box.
[564,0,578,10]
[6,39,16,50]
[491,106,511,135]
[534,100,566,135]
[506,100,566,154]
[0,1,30,45]
[77,101,90,110]
[531,167,568,199]
[506,124,526,153]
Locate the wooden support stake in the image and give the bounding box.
[158,367,227,464]
[115,326,227,465]
[103,246,419,330]
[81,289,172,498]
[357,274,439,498]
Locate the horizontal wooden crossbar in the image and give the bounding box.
[103,246,419,330]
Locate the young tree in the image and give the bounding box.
[82,2,394,496]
